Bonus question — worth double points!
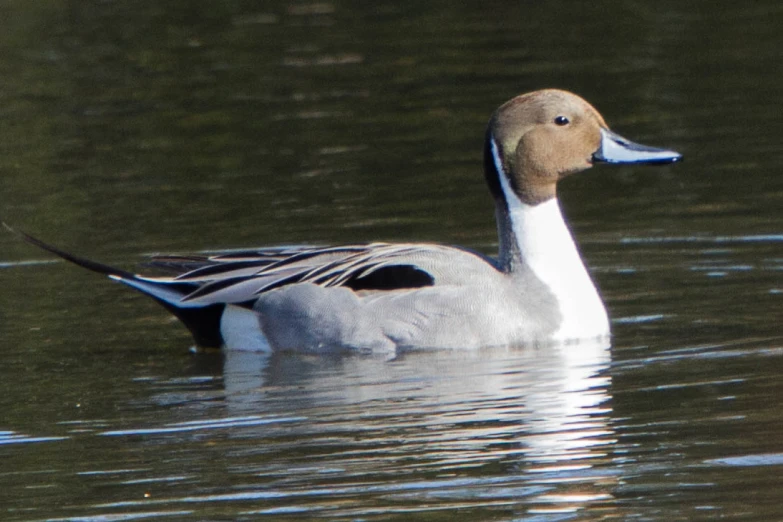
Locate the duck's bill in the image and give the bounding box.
[593,128,682,165]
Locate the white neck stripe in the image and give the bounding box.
[490,137,507,187]
[490,137,503,175]
[491,137,525,215]
[489,137,608,340]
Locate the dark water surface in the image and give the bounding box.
[1,1,781,520]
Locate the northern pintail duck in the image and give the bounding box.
[8,89,681,353]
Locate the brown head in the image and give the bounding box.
[484,89,681,206]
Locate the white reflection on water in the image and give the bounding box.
[45,511,194,521]
[99,415,304,436]
[0,430,67,445]
[705,453,783,467]
[218,340,616,515]
[87,340,616,518]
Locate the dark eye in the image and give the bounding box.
[554,115,570,126]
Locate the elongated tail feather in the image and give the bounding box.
[3,223,227,348]
[3,222,138,280]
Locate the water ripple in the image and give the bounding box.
[99,415,305,436]
[705,453,783,467]
[0,430,67,445]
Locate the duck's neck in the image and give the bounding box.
[490,141,609,340]
[497,196,609,340]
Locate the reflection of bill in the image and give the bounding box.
[220,340,615,514]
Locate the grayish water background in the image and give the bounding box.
[1,1,781,520]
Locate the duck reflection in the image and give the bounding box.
[219,340,616,515]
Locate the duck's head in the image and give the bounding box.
[484,89,681,206]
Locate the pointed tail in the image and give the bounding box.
[3,222,226,348]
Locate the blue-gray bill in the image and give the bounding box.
[592,128,682,165]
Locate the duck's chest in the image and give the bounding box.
[505,199,611,341]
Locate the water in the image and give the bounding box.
[1,1,782,520]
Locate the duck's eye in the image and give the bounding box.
[554,115,570,126]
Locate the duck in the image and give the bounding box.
[7,89,681,353]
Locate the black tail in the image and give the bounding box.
[4,222,226,348]
[3,222,136,280]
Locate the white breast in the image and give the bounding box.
[492,140,610,341]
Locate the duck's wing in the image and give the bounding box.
[171,243,482,305]
[144,245,323,275]
[6,223,497,308]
